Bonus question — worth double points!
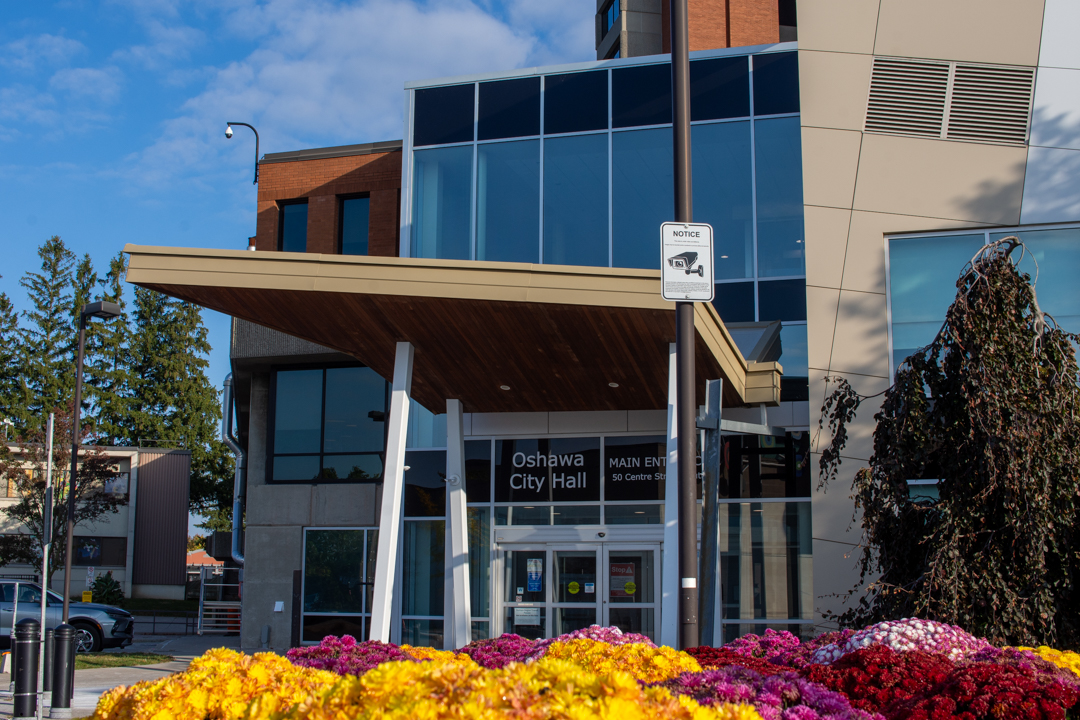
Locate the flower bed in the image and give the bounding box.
[92,622,1080,720]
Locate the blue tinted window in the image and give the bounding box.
[990,228,1080,335]
[280,203,308,253]
[414,84,474,146]
[889,234,985,369]
[691,57,750,121]
[478,77,540,141]
[755,117,805,277]
[412,145,473,260]
[712,282,755,322]
[752,52,799,116]
[274,369,322,454]
[324,367,386,453]
[544,134,609,266]
[404,450,447,517]
[758,279,806,322]
[613,127,672,269]
[340,197,369,255]
[692,121,753,279]
[545,71,608,134]
[613,64,671,128]
[402,519,444,615]
[477,140,540,263]
[779,323,808,393]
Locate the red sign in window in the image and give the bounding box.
[609,562,636,597]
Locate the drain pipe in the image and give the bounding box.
[221,374,245,566]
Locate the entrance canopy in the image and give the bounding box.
[124,245,781,413]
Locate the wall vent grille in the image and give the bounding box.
[865,57,1035,146]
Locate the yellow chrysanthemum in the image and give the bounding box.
[1014,646,1080,677]
[541,638,702,683]
[401,643,479,668]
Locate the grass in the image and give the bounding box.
[75,653,175,670]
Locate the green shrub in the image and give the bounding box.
[91,570,124,606]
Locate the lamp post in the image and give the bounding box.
[62,300,122,623]
[225,122,260,185]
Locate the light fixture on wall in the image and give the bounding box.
[499,385,511,391]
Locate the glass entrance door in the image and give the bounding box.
[498,543,659,641]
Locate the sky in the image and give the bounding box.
[1,0,594,532]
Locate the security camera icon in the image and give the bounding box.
[667,251,704,277]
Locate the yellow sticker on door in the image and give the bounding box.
[568,581,580,594]
[623,581,637,596]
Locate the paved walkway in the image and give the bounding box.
[1,634,240,718]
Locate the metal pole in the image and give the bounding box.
[38,413,54,720]
[671,0,699,650]
[13,619,40,719]
[51,624,75,718]
[698,381,722,646]
[63,318,87,623]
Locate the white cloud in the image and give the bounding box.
[49,67,125,103]
[1,34,86,71]
[123,0,596,189]
[111,20,205,69]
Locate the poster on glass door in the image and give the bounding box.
[609,562,637,598]
[527,558,543,592]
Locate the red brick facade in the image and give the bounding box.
[663,0,780,53]
[254,149,402,256]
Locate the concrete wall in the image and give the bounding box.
[798,0,1051,624]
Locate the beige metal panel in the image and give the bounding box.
[806,286,841,372]
[802,127,863,209]
[798,51,874,131]
[852,134,1028,224]
[875,0,1044,66]
[627,409,666,432]
[548,411,628,434]
[795,0,881,55]
[804,206,853,290]
[828,290,891,379]
[131,450,190,587]
[744,362,783,406]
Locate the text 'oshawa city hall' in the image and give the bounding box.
[124,0,1080,651]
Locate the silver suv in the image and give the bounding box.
[0,581,134,653]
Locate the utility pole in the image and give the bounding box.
[671,0,699,650]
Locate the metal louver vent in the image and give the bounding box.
[865,57,1035,146]
[865,58,950,138]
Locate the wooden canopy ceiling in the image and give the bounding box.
[124,245,781,414]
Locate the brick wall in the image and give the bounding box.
[662,0,779,52]
[253,150,402,256]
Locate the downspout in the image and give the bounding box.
[221,373,245,566]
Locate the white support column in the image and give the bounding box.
[370,342,414,643]
[444,399,472,649]
[661,342,680,648]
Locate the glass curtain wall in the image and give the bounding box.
[407,49,807,399]
[302,528,378,642]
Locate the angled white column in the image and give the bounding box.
[370,342,414,642]
[661,342,680,648]
[444,399,472,649]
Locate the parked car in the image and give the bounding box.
[0,581,134,653]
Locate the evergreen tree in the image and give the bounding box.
[85,253,132,445]
[18,236,76,432]
[0,290,26,433]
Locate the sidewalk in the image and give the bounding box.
[0,634,240,718]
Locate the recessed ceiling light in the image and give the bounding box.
[720,255,729,259]
[608,382,619,388]
[634,511,645,514]
[499,385,511,390]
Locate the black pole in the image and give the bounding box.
[63,317,87,623]
[671,0,699,651]
[43,628,54,692]
[52,624,75,715]
[227,122,260,184]
[13,619,40,719]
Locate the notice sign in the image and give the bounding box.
[661,222,714,302]
[527,558,543,592]
[514,607,541,626]
[609,562,637,598]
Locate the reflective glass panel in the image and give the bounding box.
[468,507,491,617]
[543,134,609,266]
[554,551,597,602]
[274,369,322,454]
[752,52,799,116]
[471,621,490,640]
[506,550,547,603]
[478,77,540,141]
[544,71,608,135]
[721,435,809,499]
[758,279,806,322]
[720,502,813,621]
[466,439,492,502]
[324,367,386,453]
[608,550,654,602]
[412,145,473,260]
[406,398,447,448]
[693,121,753,279]
[505,607,546,639]
[273,455,320,482]
[722,622,816,643]
[414,84,474,147]
[340,197,369,255]
[303,530,365,613]
[609,607,654,640]
[604,435,666,501]
[404,450,447,517]
[691,56,750,120]
[755,117,805,277]
[888,234,985,369]
[779,324,809,402]
[612,63,671,128]
[604,504,663,524]
[556,607,596,634]
[320,454,382,481]
[552,505,601,524]
[402,519,445,615]
[613,127,672,269]
[991,228,1080,334]
[303,615,367,643]
[712,282,756,322]
[365,529,378,611]
[477,140,540,263]
[280,203,308,253]
[495,437,601,502]
[509,505,551,525]
[401,619,444,647]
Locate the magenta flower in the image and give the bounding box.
[524,624,656,661]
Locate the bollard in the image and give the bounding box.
[50,624,75,719]
[13,618,40,720]
[43,628,54,693]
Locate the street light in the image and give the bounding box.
[62,300,122,622]
[225,122,260,185]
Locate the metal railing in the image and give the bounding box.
[132,611,198,636]
[197,567,242,635]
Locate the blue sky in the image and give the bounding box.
[1,0,594,394]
